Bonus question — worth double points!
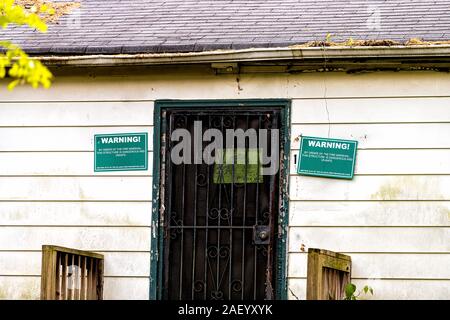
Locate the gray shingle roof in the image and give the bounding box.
[2,0,450,54]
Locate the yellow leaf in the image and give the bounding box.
[7,79,20,91]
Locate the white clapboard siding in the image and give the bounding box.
[2,72,450,101]
[288,253,450,279]
[0,127,154,151]
[0,276,41,300]
[0,73,243,101]
[287,278,450,300]
[351,279,450,300]
[0,227,150,251]
[103,277,150,300]
[0,251,150,277]
[1,69,450,300]
[0,101,154,126]
[289,175,450,201]
[0,152,153,176]
[291,123,450,149]
[285,71,450,99]
[289,201,450,226]
[0,202,151,226]
[288,227,450,253]
[3,151,449,178]
[290,149,450,175]
[0,177,152,201]
[291,97,450,124]
[0,276,150,300]
[287,279,307,300]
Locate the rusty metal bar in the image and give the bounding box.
[163,111,174,299]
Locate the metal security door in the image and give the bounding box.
[161,107,282,300]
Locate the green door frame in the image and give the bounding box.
[150,99,291,300]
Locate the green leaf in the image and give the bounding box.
[345,283,356,298]
[363,285,369,294]
[370,288,374,295]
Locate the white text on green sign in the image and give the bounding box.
[94,133,148,172]
[297,136,358,179]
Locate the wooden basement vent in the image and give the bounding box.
[306,248,352,300]
[40,245,104,300]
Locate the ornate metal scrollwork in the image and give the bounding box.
[207,246,218,258]
[174,116,186,128]
[257,212,270,226]
[231,280,242,293]
[208,245,229,259]
[169,212,183,239]
[212,116,222,128]
[170,228,181,240]
[211,290,224,300]
[209,208,220,220]
[219,246,229,259]
[193,280,205,293]
[256,245,268,257]
[219,208,229,220]
[263,114,272,129]
[196,173,207,187]
[223,116,233,128]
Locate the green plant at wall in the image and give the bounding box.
[344,283,374,300]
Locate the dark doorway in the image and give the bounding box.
[153,101,290,300]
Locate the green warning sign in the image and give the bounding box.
[297,136,358,179]
[94,133,148,172]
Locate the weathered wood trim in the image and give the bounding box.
[32,45,450,68]
[40,245,104,300]
[41,245,104,259]
[306,248,351,300]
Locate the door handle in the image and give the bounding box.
[253,225,270,244]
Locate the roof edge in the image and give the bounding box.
[35,45,450,67]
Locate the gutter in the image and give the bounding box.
[35,45,450,67]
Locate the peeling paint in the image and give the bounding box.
[236,76,243,93]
